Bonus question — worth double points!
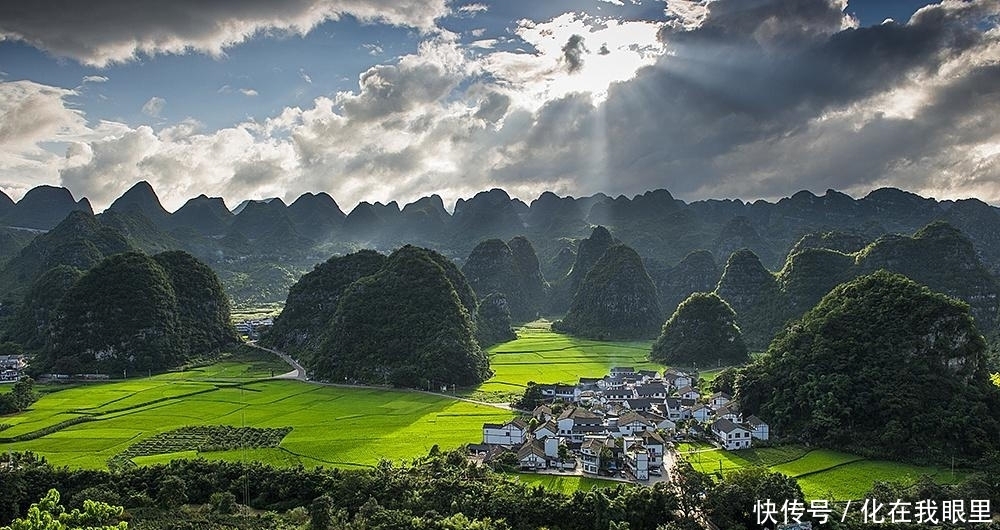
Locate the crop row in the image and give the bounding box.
[109,425,294,467]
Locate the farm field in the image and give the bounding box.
[0,354,512,470]
[512,473,621,494]
[469,323,660,402]
[678,444,967,501]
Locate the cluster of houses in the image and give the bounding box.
[235,317,274,338]
[0,354,26,382]
[476,367,772,481]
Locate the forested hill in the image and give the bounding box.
[5,183,1000,310]
[25,250,238,375]
[736,271,1000,465]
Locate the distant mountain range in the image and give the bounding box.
[4,181,1000,314]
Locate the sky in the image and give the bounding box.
[0,0,998,212]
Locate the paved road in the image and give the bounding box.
[246,341,518,412]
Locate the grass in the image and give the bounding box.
[512,473,621,494]
[0,352,512,470]
[467,323,660,402]
[677,444,967,501]
[230,302,283,323]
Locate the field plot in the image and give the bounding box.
[678,445,966,501]
[1,360,512,470]
[513,473,621,494]
[469,324,659,402]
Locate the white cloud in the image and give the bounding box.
[141,96,165,117]
[458,4,488,14]
[299,69,313,84]
[0,0,451,67]
[239,88,259,96]
[82,75,109,84]
[362,43,384,55]
[1,0,999,215]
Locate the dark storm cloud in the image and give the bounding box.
[494,0,1000,201]
[0,0,448,66]
[561,34,588,73]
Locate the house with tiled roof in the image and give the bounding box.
[517,439,548,469]
[745,415,770,440]
[483,418,529,446]
[712,418,752,450]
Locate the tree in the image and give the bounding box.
[0,489,127,530]
[705,467,803,530]
[309,494,334,530]
[650,292,747,366]
[673,463,709,520]
[156,475,187,509]
[9,377,38,412]
[208,491,237,515]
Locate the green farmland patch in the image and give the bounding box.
[512,473,622,494]
[469,324,659,402]
[1,365,512,470]
[678,445,969,501]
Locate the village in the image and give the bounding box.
[0,354,27,383]
[472,367,771,483]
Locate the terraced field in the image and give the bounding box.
[0,353,512,470]
[678,444,967,501]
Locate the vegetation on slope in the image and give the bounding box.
[262,250,386,356]
[0,211,131,300]
[650,292,747,367]
[736,270,1000,465]
[714,249,790,351]
[554,244,662,340]
[475,292,517,348]
[44,252,183,374]
[314,246,490,387]
[31,251,236,375]
[152,250,239,354]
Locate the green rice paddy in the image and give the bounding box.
[678,445,967,501]
[513,473,622,494]
[0,353,512,470]
[468,323,660,402]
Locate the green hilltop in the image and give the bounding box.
[736,270,1000,465]
[31,250,238,374]
[311,246,491,387]
[554,243,663,340]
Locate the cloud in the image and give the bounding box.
[82,75,109,84]
[141,96,165,117]
[362,43,384,55]
[561,34,587,73]
[3,0,1000,215]
[0,81,87,150]
[457,4,488,14]
[239,88,259,96]
[299,69,313,84]
[0,0,450,67]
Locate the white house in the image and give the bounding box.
[483,418,529,446]
[639,430,665,469]
[624,440,650,480]
[517,439,548,469]
[675,386,700,401]
[745,415,770,441]
[711,418,753,450]
[617,412,655,436]
[710,392,732,408]
[713,403,742,423]
[688,404,712,423]
[534,420,558,441]
[580,437,610,474]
